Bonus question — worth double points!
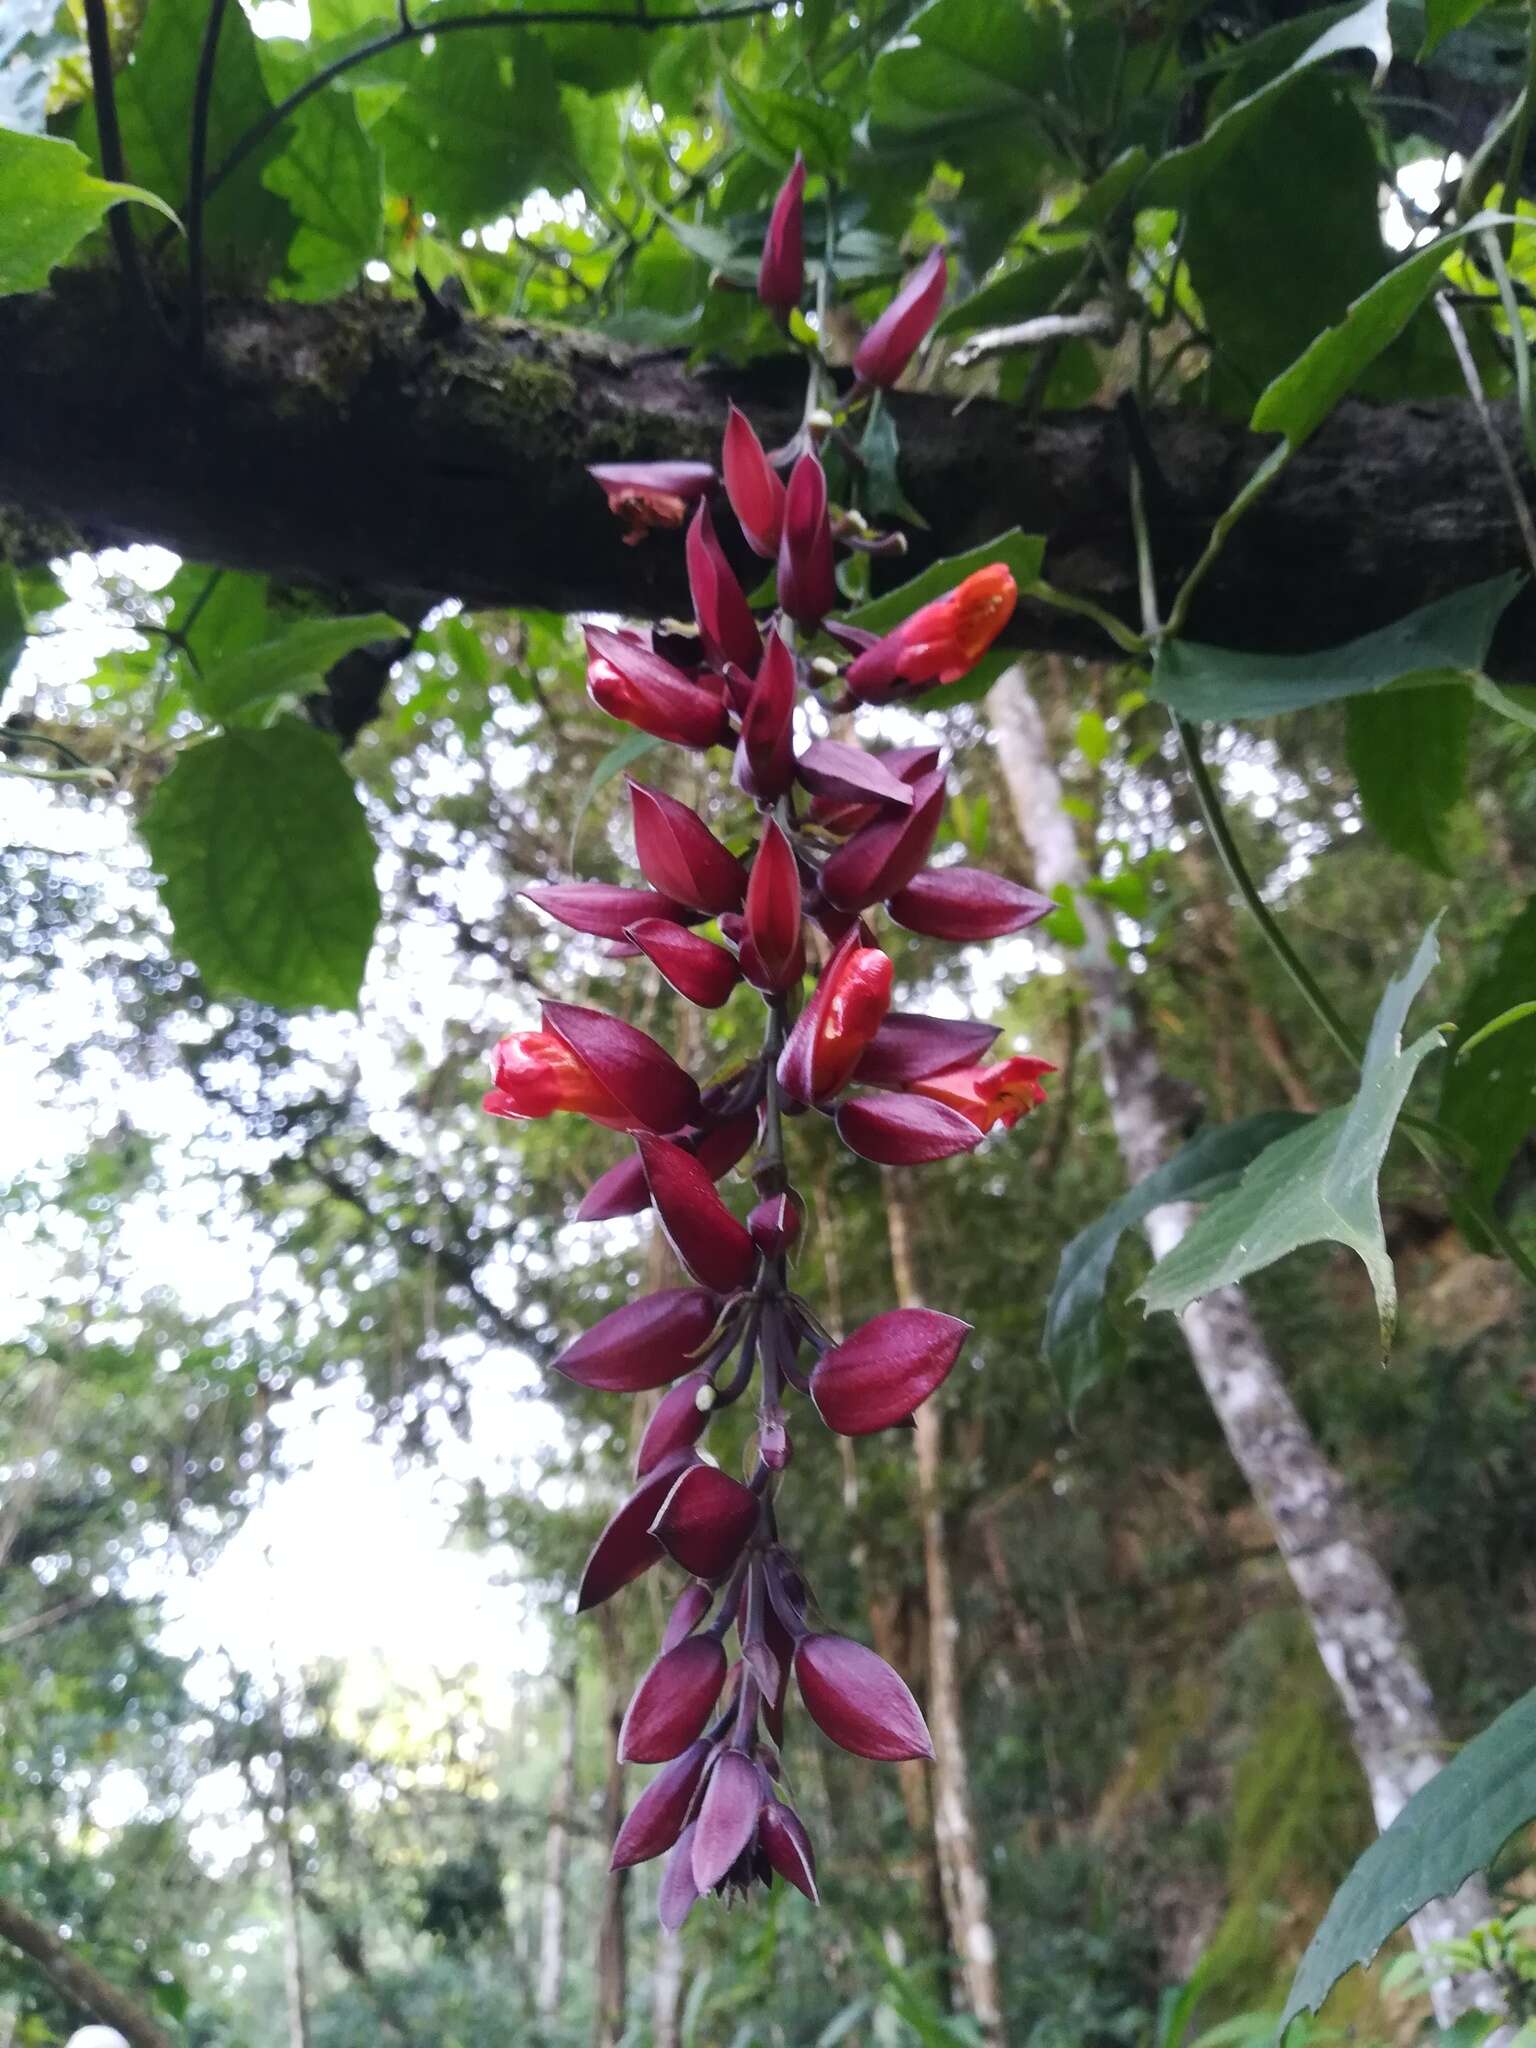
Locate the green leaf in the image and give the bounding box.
[936,245,1085,339]
[1150,575,1521,721]
[1345,684,1470,876]
[0,126,176,296]
[261,78,384,299]
[1249,212,1516,446]
[191,613,405,724]
[721,77,849,175]
[868,0,1066,151]
[1438,897,1536,1214]
[142,718,381,1010]
[1420,0,1494,56]
[1044,1114,1306,1413]
[568,729,662,865]
[0,561,28,689]
[1138,925,1446,1358]
[858,403,927,529]
[845,529,1046,638]
[1283,1682,1536,2028]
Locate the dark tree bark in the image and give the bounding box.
[3,278,1535,680]
[0,1897,173,2048]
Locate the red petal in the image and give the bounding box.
[795,739,915,811]
[611,1740,711,1870]
[723,404,786,558]
[638,1137,757,1293]
[853,1013,1000,1087]
[757,152,805,313]
[691,1749,764,1890]
[627,919,742,1010]
[619,1636,728,1763]
[743,820,802,991]
[555,1288,721,1393]
[636,1372,716,1476]
[575,1150,650,1222]
[629,781,746,915]
[854,246,948,389]
[585,626,728,749]
[661,1580,714,1652]
[734,629,797,801]
[776,932,893,1106]
[820,771,947,911]
[810,1308,970,1436]
[658,1822,702,1930]
[747,1193,802,1259]
[588,461,715,498]
[835,1093,985,1165]
[776,453,838,629]
[687,498,761,674]
[794,1633,934,1761]
[576,1451,698,1612]
[521,882,688,942]
[650,1463,760,1579]
[542,999,700,1134]
[887,866,1054,940]
[759,1801,819,1902]
[693,1109,760,1181]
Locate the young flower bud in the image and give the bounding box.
[887,864,1052,940]
[743,821,803,993]
[794,1633,934,1761]
[734,630,797,802]
[484,1029,631,1128]
[747,1192,802,1259]
[658,1821,703,1931]
[637,1373,716,1477]
[810,1307,970,1436]
[520,882,689,942]
[759,1800,819,1902]
[834,1092,985,1165]
[687,499,762,674]
[909,1055,1056,1130]
[588,460,715,543]
[853,1012,1000,1088]
[577,1450,699,1611]
[661,1579,715,1652]
[638,1136,758,1294]
[776,454,839,630]
[692,1749,765,1890]
[853,245,948,389]
[620,1635,729,1763]
[723,404,787,558]
[777,932,894,1106]
[651,1463,760,1579]
[555,1287,722,1394]
[757,152,805,314]
[585,627,730,749]
[611,1740,712,1869]
[628,782,746,915]
[845,564,1017,699]
[627,919,742,1010]
[541,999,701,1135]
[820,770,947,912]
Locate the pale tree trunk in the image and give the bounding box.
[592,1608,629,2048]
[986,665,1497,2021]
[651,1929,685,2048]
[537,1663,580,2023]
[272,1741,314,2048]
[882,1180,1005,2048]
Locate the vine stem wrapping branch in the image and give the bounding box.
[186,0,232,369]
[81,0,154,324]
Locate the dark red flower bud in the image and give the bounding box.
[542,999,701,1135]
[588,460,715,544]
[627,919,742,1010]
[484,1028,631,1128]
[757,152,805,313]
[846,564,1018,699]
[795,738,916,811]
[651,1462,760,1578]
[620,1635,728,1763]
[853,245,948,389]
[853,1013,999,1087]
[629,781,746,915]
[776,455,838,630]
[835,1092,985,1165]
[820,770,947,912]
[575,1151,651,1222]
[637,1372,716,1476]
[910,1055,1056,1131]
[658,1822,702,1931]
[693,1748,765,1889]
[747,1192,802,1259]
[611,1739,711,1869]
[693,1108,760,1180]
[661,1580,714,1652]
[743,821,803,993]
[687,499,762,674]
[586,627,730,749]
[888,864,1053,940]
[810,1307,970,1435]
[638,1137,757,1293]
[794,1633,934,1761]
[521,883,689,942]
[577,1451,698,1611]
[723,405,787,558]
[759,1800,819,1902]
[777,932,894,1106]
[555,1287,721,1393]
[734,630,797,802]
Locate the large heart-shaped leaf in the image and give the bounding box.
[0,127,176,297]
[1137,924,1444,1357]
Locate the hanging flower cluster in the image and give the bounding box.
[487,156,1054,1928]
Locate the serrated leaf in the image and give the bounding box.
[868,0,1066,150]
[261,79,383,299]
[1345,684,1470,876]
[143,719,381,1010]
[0,126,177,296]
[1137,924,1446,1358]
[1150,575,1521,721]
[1283,1682,1536,2028]
[1044,1114,1307,1414]
[192,613,405,723]
[721,77,849,174]
[845,529,1046,637]
[1438,897,1536,1217]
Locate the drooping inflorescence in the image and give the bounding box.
[484,157,1054,1927]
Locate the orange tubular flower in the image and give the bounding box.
[907,1054,1056,1133]
[777,935,895,1106]
[845,565,1018,701]
[484,1030,631,1127]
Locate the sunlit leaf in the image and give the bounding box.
[0,126,176,296]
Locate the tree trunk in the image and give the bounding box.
[592,1609,629,2048]
[272,1743,314,2048]
[881,1179,1005,2048]
[537,1662,580,2022]
[986,664,1498,2023]
[651,1928,685,2048]
[0,1897,173,2048]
